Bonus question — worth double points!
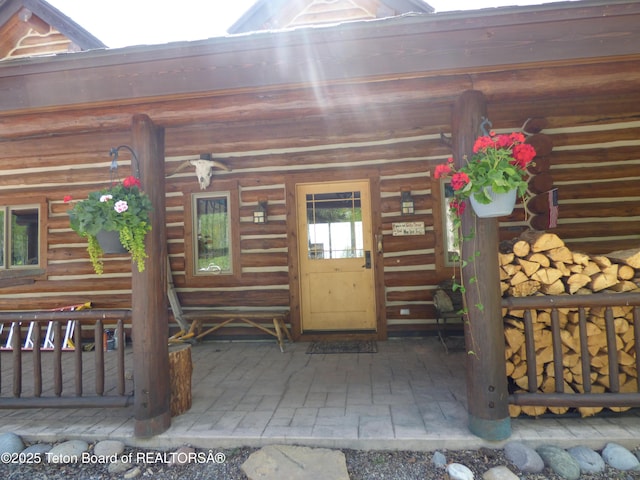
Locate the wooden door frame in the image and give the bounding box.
[285,171,386,342]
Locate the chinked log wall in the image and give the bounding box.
[164,131,453,337]
[0,100,638,337]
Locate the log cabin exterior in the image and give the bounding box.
[2,0,640,438]
[1,0,640,343]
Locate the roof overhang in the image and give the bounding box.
[1,0,639,116]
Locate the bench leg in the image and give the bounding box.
[279,317,293,342]
[168,319,202,343]
[272,318,284,353]
[436,316,449,354]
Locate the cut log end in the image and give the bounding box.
[503,231,639,417]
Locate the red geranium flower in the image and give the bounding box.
[511,143,536,169]
[434,163,452,179]
[451,172,469,191]
[122,176,141,189]
[450,198,466,216]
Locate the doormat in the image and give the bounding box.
[306,340,377,354]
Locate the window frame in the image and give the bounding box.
[184,182,240,286]
[0,196,46,276]
[440,180,460,268]
[432,177,457,273]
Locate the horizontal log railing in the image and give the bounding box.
[0,309,133,409]
[502,292,640,408]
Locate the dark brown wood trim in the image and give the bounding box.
[369,175,387,341]
[285,177,301,340]
[183,179,242,287]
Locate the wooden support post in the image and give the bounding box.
[131,114,171,437]
[452,90,511,441]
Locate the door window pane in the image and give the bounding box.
[193,194,231,274]
[306,191,363,260]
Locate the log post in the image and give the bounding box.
[452,90,511,440]
[131,114,171,437]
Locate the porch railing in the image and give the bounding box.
[0,309,133,408]
[502,292,640,408]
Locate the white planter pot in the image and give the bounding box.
[469,188,517,218]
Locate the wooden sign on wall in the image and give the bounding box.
[392,222,425,236]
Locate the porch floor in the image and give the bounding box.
[2,337,640,451]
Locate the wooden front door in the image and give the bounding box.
[296,180,377,332]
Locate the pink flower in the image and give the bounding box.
[100,194,113,202]
[63,195,72,203]
[114,200,128,213]
[451,172,470,191]
[123,176,141,188]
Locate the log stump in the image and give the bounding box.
[169,344,193,417]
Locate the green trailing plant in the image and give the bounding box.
[66,175,152,274]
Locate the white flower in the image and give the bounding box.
[114,200,128,213]
[100,194,113,202]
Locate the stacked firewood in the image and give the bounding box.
[500,230,640,417]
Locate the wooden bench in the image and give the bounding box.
[171,310,292,352]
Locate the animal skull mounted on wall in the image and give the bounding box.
[172,154,231,189]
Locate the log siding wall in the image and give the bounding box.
[541,121,640,254]
[0,91,638,338]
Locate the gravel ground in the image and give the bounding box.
[2,445,640,479]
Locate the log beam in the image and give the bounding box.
[452,90,511,441]
[131,114,171,437]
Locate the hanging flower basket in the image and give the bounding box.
[66,175,152,275]
[434,130,536,219]
[469,187,517,218]
[96,229,127,254]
